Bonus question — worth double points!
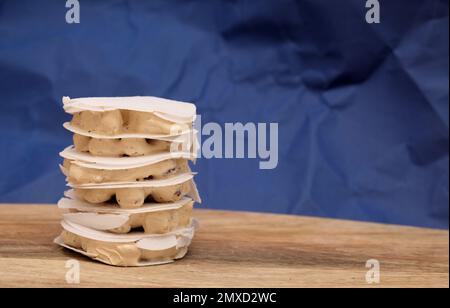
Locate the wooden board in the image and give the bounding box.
[0,205,448,288]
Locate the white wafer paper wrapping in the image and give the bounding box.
[63,122,196,139]
[63,122,198,143]
[58,196,193,231]
[58,96,201,266]
[63,171,202,204]
[60,192,192,213]
[59,219,197,243]
[54,219,198,266]
[60,145,197,170]
[62,96,196,122]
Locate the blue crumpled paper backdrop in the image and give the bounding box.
[0,0,448,229]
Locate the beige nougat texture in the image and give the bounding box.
[111,201,193,233]
[64,159,189,185]
[71,201,193,234]
[74,181,192,208]
[73,134,174,157]
[70,110,191,136]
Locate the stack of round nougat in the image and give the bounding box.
[54,96,201,266]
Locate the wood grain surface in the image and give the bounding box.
[0,205,448,288]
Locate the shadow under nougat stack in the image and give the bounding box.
[54,96,201,266]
